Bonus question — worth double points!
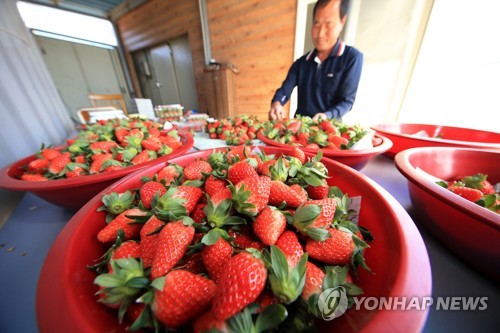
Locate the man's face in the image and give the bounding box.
[312,0,347,54]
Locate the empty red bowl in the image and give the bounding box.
[37,146,431,333]
[395,147,500,281]
[257,132,393,170]
[0,133,194,210]
[372,123,500,159]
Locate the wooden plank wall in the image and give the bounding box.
[116,0,297,120]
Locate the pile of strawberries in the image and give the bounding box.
[18,119,183,181]
[437,173,499,213]
[90,145,373,331]
[261,116,376,150]
[206,115,263,145]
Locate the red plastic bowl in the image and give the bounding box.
[257,132,393,170]
[0,133,194,210]
[372,123,500,159]
[395,147,500,281]
[37,146,431,333]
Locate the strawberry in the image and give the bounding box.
[151,269,216,328]
[256,289,280,312]
[89,141,118,153]
[108,240,141,271]
[253,206,286,245]
[47,152,71,174]
[65,166,86,178]
[211,251,267,320]
[141,138,161,151]
[20,173,48,181]
[97,208,148,243]
[114,128,129,143]
[289,146,306,164]
[448,186,483,202]
[150,220,195,279]
[156,164,180,185]
[140,216,165,268]
[139,181,166,209]
[328,135,348,149]
[132,150,156,165]
[192,310,228,333]
[293,198,336,239]
[319,120,338,134]
[460,173,496,195]
[177,252,206,274]
[275,230,304,269]
[28,158,49,173]
[39,147,61,160]
[228,226,265,251]
[301,261,325,301]
[269,181,307,208]
[305,227,355,265]
[304,143,320,150]
[201,237,233,283]
[290,184,308,203]
[204,175,228,197]
[306,184,330,200]
[173,185,203,214]
[231,175,271,216]
[89,153,113,174]
[226,145,251,162]
[191,203,207,223]
[184,160,212,180]
[227,160,258,185]
[160,134,182,150]
[288,120,302,134]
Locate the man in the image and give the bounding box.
[268,0,363,121]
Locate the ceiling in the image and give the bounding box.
[22,0,147,21]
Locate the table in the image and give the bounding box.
[0,154,499,332]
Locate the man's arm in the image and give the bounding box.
[324,51,363,119]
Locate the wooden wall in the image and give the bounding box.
[116,0,297,120]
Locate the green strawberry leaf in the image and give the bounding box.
[255,304,288,332]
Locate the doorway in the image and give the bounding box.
[133,35,199,111]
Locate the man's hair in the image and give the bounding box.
[313,0,350,20]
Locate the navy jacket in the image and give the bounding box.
[271,39,363,119]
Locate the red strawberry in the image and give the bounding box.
[21,173,48,181]
[256,289,280,312]
[229,227,265,251]
[306,184,330,200]
[275,230,304,269]
[289,146,306,164]
[173,185,203,214]
[211,251,267,320]
[301,261,325,301]
[156,165,180,185]
[290,184,308,203]
[288,120,302,134]
[192,309,228,333]
[150,220,195,279]
[204,175,228,197]
[184,160,213,180]
[160,134,182,150]
[40,148,61,160]
[66,166,86,178]
[328,135,348,149]
[108,240,141,271]
[269,181,307,208]
[97,208,148,243]
[47,152,71,174]
[231,175,271,216]
[152,269,216,328]
[177,252,206,274]
[132,150,155,165]
[294,198,337,236]
[114,128,129,143]
[449,186,484,202]
[90,153,113,174]
[28,158,49,173]
[201,237,233,283]
[139,181,166,209]
[305,227,356,265]
[304,143,320,150]
[90,141,118,153]
[226,145,251,161]
[319,120,338,134]
[227,160,258,185]
[460,173,496,195]
[191,203,207,223]
[141,138,161,151]
[259,160,277,177]
[140,216,165,268]
[253,206,286,245]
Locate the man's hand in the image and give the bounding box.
[269,102,286,120]
[312,112,328,121]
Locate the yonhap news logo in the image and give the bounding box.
[317,289,488,321]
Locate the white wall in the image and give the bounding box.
[0,0,74,169]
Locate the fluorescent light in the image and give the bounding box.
[17,1,118,47]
